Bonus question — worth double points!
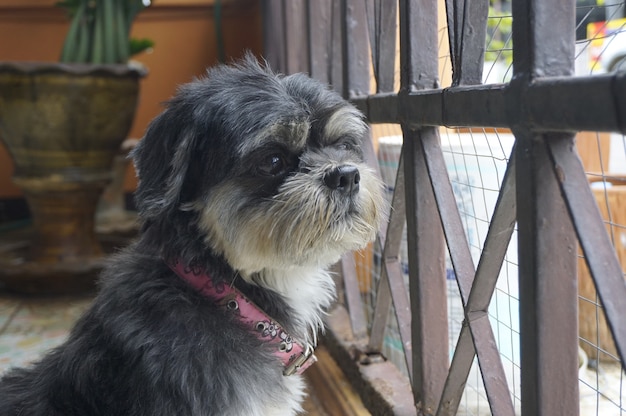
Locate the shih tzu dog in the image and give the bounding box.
[0,55,385,416]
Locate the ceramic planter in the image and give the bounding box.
[0,62,145,293]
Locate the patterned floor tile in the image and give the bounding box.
[0,294,92,374]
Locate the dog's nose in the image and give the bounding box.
[323,165,360,195]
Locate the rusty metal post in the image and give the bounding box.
[399,0,448,413]
[307,0,332,84]
[512,0,579,414]
[261,0,286,73]
[283,0,309,74]
[445,0,489,86]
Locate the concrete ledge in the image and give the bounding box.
[323,305,417,416]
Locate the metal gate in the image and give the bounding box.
[262,1,626,414]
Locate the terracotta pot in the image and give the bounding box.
[0,62,145,293]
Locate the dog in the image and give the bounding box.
[0,55,386,416]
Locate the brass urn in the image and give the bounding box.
[0,62,145,293]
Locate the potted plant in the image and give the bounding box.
[0,0,152,293]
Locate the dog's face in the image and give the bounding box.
[134,57,386,274]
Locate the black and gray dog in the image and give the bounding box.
[0,55,385,416]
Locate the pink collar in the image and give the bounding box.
[169,260,317,376]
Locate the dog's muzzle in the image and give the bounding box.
[323,165,360,195]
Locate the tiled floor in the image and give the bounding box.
[0,293,93,373]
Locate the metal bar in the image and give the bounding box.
[438,149,517,416]
[470,315,516,416]
[449,0,489,86]
[385,258,414,379]
[368,261,393,350]
[399,0,447,412]
[440,322,514,416]
[283,0,309,74]
[329,0,344,94]
[525,75,625,134]
[512,0,579,413]
[419,131,475,304]
[515,131,579,416]
[403,127,448,415]
[261,0,286,73]
[399,0,439,91]
[338,0,374,342]
[437,324,473,416]
[377,0,397,93]
[364,0,377,86]
[368,152,413,381]
[341,251,368,340]
[353,74,626,133]
[546,136,626,366]
[307,0,332,84]
[466,148,517,314]
[422,132,514,415]
[444,0,460,77]
[369,153,407,351]
[512,0,575,79]
[342,0,370,99]
[365,0,397,92]
[378,158,414,379]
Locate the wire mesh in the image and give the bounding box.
[354,1,626,414]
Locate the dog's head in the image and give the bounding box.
[134,56,386,274]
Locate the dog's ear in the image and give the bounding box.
[132,104,204,220]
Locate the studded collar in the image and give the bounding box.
[169,260,317,376]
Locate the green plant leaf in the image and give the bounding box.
[91,0,105,64]
[56,0,151,64]
[102,0,117,63]
[59,0,87,62]
[129,38,154,57]
[114,0,130,62]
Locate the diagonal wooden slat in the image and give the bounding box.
[466,148,517,314]
[546,136,626,366]
[437,150,517,416]
[437,324,474,415]
[368,153,406,346]
[419,132,475,303]
[367,153,414,379]
[341,251,368,340]
[421,133,515,415]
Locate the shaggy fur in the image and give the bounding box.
[0,56,386,416]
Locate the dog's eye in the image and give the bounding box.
[335,140,355,151]
[258,154,286,176]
